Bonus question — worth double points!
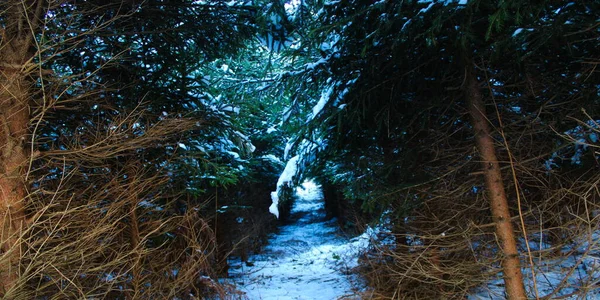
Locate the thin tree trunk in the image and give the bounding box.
[0,73,29,295]
[0,0,44,295]
[130,199,142,299]
[123,164,142,298]
[0,48,30,297]
[465,65,527,299]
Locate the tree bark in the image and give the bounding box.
[0,0,44,295]
[129,200,142,298]
[465,65,527,299]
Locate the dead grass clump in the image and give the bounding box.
[1,108,231,299]
[356,177,498,299]
[356,112,600,299]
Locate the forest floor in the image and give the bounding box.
[228,181,365,300]
[226,181,600,299]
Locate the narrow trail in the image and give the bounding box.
[229,182,363,300]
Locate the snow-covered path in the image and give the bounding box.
[230,182,362,300]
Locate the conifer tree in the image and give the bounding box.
[1,0,269,297]
[0,0,46,294]
[280,0,598,298]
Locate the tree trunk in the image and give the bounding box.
[0,0,44,295]
[0,47,30,297]
[129,192,142,298]
[465,65,527,299]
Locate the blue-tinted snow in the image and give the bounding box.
[513,28,534,37]
[231,181,366,299]
[402,19,412,31]
[269,191,280,219]
[283,140,294,160]
[513,28,524,36]
[226,151,240,160]
[305,58,328,70]
[544,119,600,169]
[470,249,600,299]
[138,200,164,211]
[259,154,282,164]
[418,2,435,15]
[310,85,334,120]
[470,216,600,299]
[269,156,300,218]
[284,0,300,15]
[221,105,240,114]
[418,0,468,5]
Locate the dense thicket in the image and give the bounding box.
[280,0,599,298]
[0,0,288,298]
[1,0,598,298]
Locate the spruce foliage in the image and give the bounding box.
[279,0,600,298]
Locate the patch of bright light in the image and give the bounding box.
[284,0,300,15]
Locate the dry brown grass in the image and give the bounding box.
[0,1,243,297]
[355,111,600,299]
[0,107,235,299]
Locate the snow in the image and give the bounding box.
[221,105,240,114]
[221,64,234,74]
[320,33,340,52]
[276,156,299,190]
[234,130,249,140]
[233,130,256,153]
[284,0,300,15]
[418,0,468,5]
[260,154,282,164]
[269,191,280,218]
[138,200,164,211]
[513,28,534,37]
[242,182,599,299]
[469,229,600,299]
[231,181,364,299]
[469,252,600,299]
[283,140,294,160]
[513,28,524,36]
[543,119,600,169]
[310,78,357,121]
[311,85,334,120]
[269,156,300,218]
[102,272,116,282]
[418,2,435,15]
[226,151,241,159]
[305,58,328,70]
[282,106,293,125]
[401,19,412,31]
